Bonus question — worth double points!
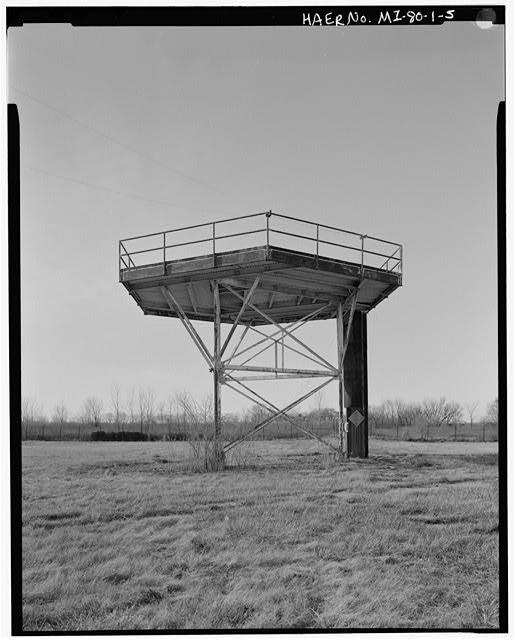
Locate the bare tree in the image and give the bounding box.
[464,401,479,428]
[83,396,103,430]
[315,390,324,413]
[22,397,36,440]
[200,394,213,426]
[111,383,122,432]
[157,400,166,425]
[39,414,48,440]
[245,403,268,428]
[125,387,135,430]
[486,397,498,423]
[383,399,396,426]
[445,401,463,424]
[368,404,385,429]
[138,389,146,433]
[78,408,88,440]
[166,394,175,438]
[422,397,462,428]
[53,403,68,440]
[176,392,198,432]
[145,389,155,438]
[391,399,421,426]
[176,391,224,471]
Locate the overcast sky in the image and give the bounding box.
[8,19,504,419]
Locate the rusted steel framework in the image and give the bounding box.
[119,212,402,457]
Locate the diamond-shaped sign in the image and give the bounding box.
[349,410,364,427]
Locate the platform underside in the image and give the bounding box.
[120,245,401,325]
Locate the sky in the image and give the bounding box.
[7,18,504,419]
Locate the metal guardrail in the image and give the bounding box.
[119,211,403,280]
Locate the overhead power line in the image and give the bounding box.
[10,84,241,202]
[23,164,239,216]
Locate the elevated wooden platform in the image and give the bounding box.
[120,244,401,325]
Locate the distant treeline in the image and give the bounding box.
[20,391,499,443]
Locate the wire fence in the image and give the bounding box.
[370,422,498,442]
[20,419,498,443]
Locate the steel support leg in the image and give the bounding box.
[337,301,346,456]
[343,310,368,458]
[213,281,222,440]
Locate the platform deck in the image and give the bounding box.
[120,245,401,325]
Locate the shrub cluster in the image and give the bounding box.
[90,431,148,442]
[90,430,191,442]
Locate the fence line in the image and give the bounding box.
[20,419,498,443]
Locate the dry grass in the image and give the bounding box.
[21,439,499,631]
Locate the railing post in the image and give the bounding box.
[163,232,166,275]
[212,222,216,268]
[400,245,403,283]
[360,235,364,274]
[316,225,319,268]
[118,241,121,280]
[266,211,271,258]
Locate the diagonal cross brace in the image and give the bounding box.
[339,289,358,370]
[221,283,336,372]
[245,323,335,371]
[231,378,341,455]
[223,303,332,365]
[224,376,341,456]
[219,276,260,359]
[160,286,213,368]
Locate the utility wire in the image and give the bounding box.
[23,164,239,216]
[10,84,242,203]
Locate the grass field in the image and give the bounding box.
[21,438,499,631]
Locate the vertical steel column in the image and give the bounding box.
[343,311,368,458]
[336,301,346,456]
[213,281,222,439]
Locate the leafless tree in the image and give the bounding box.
[22,396,36,440]
[77,407,88,440]
[391,399,422,426]
[158,400,166,425]
[176,392,198,430]
[53,403,68,440]
[486,397,498,423]
[138,389,146,433]
[464,401,479,428]
[383,399,397,426]
[176,391,224,470]
[422,397,462,427]
[83,396,103,430]
[315,390,324,413]
[145,388,155,437]
[245,403,268,427]
[38,414,48,440]
[125,387,135,430]
[200,394,213,426]
[166,394,175,438]
[368,404,386,428]
[111,383,122,432]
